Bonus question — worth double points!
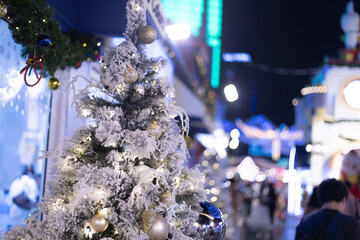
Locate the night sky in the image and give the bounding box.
[221,0,352,126]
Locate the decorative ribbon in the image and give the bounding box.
[20,54,44,87]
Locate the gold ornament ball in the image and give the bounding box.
[26,58,35,66]
[147,121,162,139]
[138,26,157,44]
[160,191,175,206]
[90,213,109,233]
[0,2,7,17]
[124,65,138,84]
[142,209,156,234]
[47,77,60,90]
[147,214,169,240]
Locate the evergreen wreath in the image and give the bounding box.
[1,0,101,76]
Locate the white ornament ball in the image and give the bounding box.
[138,26,157,44]
[147,121,162,139]
[90,213,109,232]
[147,214,169,240]
[124,65,138,84]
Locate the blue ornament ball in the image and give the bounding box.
[37,34,51,47]
[194,201,226,240]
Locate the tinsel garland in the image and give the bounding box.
[1,0,100,76]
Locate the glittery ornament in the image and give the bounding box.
[160,191,175,206]
[124,65,138,84]
[138,26,157,44]
[147,121,162,139]
[142,209,156,233]
[47,77,60,90]
[142,210,169,240]
[194,202,226,240]
[0,2,7,17]
[37,34,51,47]
[90,213,109,232]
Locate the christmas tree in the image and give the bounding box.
[2,0,218,239]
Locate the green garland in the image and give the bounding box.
[325,119,360,124]
[339,135,359,142]
[1,0,100,76]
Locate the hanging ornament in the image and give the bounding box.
[90,213,109,233]
[194,201,226,240]
[138,26,157,44]
[0,1,7,17]
[124,65,138,84]
[147,121,162,139]
[160,191,175,206]
[37,34,51,47]
[20,53,44,87]
[47,76,60,90]
[142,210,169,240]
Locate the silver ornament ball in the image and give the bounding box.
[90,213,109,233]
[147,214,169,240]
[138,26,157,44]
[147,121,162,139]
[194,201,226,240]
[124,65,138,84]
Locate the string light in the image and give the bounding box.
[301,85,328,95]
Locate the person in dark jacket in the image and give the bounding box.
[266,182,277,224]
[295,178,360,240]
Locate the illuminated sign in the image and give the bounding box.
[222,53,252,63]
[161,0,223,89]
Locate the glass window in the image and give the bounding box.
[0,20,51,230]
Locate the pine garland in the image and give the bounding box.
[1,0,100,76]
[325,119,360,124]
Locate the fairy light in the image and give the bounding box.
[81,108,92,117]
[132,3,142,12]
[210,196,217,202]
[209,180,215,186]
[97,42,101,47]
[75,146,85,155]
[99,208,111,218]
[301,85,327,95]
[83,43,87,47]
[84,223,95,238]
[213,163,220,169]
[202,160,209,167]
[51,199,65,211]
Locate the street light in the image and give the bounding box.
[224,84,238,102]
[165,24,191,40]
